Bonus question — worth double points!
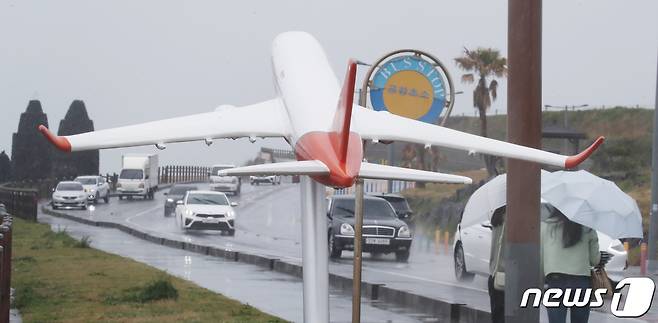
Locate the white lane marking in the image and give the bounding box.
[125,205,166,232]
[361,267,488,293]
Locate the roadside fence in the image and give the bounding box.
[0,215,12,323]
[158,165,211,184]
[0,184,38,221]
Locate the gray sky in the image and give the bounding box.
[1,0,656,173]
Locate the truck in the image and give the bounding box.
[208,164,241,196]
[117,154,158,200]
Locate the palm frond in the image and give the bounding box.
[489,79,499,101]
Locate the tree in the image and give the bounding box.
[0,151,11,183]
[12,100,53,181]
[455,47,507,176]
[52,100,98,178]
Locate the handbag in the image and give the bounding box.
[591,267,613,298]
[493,223,505,291]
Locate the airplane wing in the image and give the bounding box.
[38,99,291,152]
[358,162,471,184]
[352,107,604,169]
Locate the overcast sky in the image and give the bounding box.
[1,0,656,173]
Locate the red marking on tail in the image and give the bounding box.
[38,125,72,152]
[332,59,358,166]
[565,136,605,168]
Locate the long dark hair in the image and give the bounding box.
[550,208,582,248]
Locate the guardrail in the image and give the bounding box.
[0,184,38,221]
[0,215,12,323]
[158,165,211,184]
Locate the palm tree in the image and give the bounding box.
[455,47,507,176]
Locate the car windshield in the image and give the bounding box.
[211,166,233,175]
[187,193,229,206]
[120,169,144,179]
[169,186,198,195]
[380,196,411,213]
[76,177,97,185]
[57,183,83,191]
[332,198,397,219]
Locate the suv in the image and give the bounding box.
[75,175,110,204]
[371,193,413,221]
[209,164,241,196]
[327,195,412,262]
[163,184,198,216]
[250,175,281,185]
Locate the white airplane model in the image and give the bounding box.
[38,31,603,322]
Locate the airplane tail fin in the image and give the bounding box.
[218,160,330,176]
[358,162,472,184]
[332,59,358,166]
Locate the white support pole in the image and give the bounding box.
[300,176,329,323]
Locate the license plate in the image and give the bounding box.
[202,218,219,223]
[365,238,390,245]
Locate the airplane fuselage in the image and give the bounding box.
[271,32,363,187]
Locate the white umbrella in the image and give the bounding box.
[541,170,643,239]
[461,170,551,227]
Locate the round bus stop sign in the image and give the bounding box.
[370,55,447,124]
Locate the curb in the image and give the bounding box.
[41,206,490,322]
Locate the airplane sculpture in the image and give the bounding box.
[38,31,603,322]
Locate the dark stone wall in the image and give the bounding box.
[11,100,52,181]
[52,100,99,178]
[0,151,11,183]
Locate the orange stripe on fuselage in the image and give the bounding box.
[295,131,362,188]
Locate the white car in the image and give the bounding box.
[51,181,88,210]
[453,203,628,283]
[208,164,241,196]
[75,175,110,204]
[250,175,281,185]
[175,190,238,235]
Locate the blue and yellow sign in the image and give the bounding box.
[370,55,447,124]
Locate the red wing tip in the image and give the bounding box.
[564,136,605,169]
[37,125,72,152]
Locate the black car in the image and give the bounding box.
[163,184,198,216]
[327,195,412,262]
[371,193,413,221]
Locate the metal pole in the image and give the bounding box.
[648,52,658,273]
[300,176,329,323]
[352,178,364,323]
[506,0,542,322]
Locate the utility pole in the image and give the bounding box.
[648,53,658,273]
[506,0,542,322]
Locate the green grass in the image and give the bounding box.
[11,218,286,323]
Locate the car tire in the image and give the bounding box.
[104,193,109,203]
[82,204,88,210]
[164,209,169,217]
[226,229,235,236]
[52,205,59,210]
[395,249,410,262]
[454,242,475,282]
[328,233,342,259]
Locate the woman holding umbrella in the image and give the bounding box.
[541,207,601,323]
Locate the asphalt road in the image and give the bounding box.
[45,182,650,322]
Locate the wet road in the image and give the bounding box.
[45,182,648,322]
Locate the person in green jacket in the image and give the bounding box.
[541,207,601,323]
[488,206,506,323]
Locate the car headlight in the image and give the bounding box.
[166,198,174,203]
[227,210,236,218]
[398,225,411,238]
[185,210,194,216]
[340,223,355,236]
[138,183,145,188]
